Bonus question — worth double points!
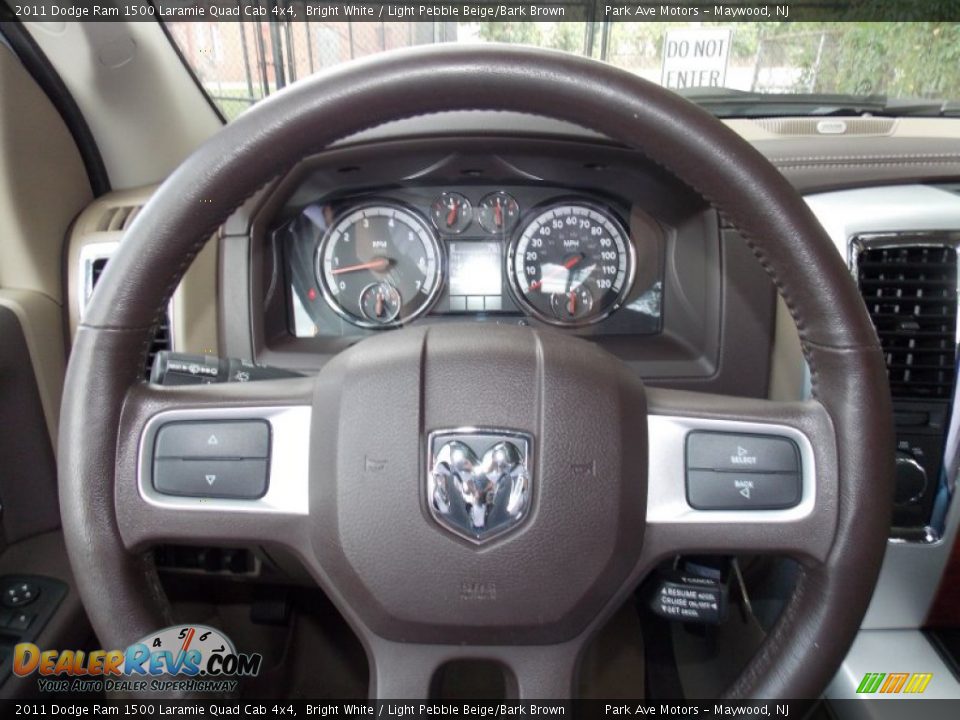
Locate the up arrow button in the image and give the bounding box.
[154,420,270,459]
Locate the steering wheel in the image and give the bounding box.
[59,46,894,699]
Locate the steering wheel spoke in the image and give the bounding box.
[113,377,316,552]
[643,387,838,565]
[367,639,580,700]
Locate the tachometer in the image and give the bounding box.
[317,204,443,328]
[507,202,634,326]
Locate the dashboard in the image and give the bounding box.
[226,136,776,396]
[278,186,662,336]
[64,110,960,709]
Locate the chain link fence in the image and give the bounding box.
[167,20,959,119]
[751,30,837,94]
[167,20,458,120]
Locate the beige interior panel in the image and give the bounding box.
[172,239,219,356]
[24,21,221,189]
[767,296,807,402]
[0,42,93,448]
[0,44,92,305]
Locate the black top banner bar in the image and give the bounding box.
[6,1,960,22]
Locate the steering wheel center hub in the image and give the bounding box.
[427,428,534,545]
[309,324,648,645]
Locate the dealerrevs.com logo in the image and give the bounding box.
[13,625,262,694]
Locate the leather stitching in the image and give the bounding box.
[779,160,960,170]
[773,152,960,163]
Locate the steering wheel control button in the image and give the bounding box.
[686,431,800,473]
[1,581,40,608]
[687,470,801,510]
[7,611,34,632]
[152,459,269,499]
[154,420,270,460]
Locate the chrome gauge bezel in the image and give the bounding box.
[506,200,637,327]
[315,202,445,329]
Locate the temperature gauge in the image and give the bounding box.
[551,285,595,321]
[431,192,473,234]
[478,192,520,234]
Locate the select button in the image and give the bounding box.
[153,458,268,499]
[687,432,800,474]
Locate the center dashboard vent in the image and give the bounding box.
[855,237,958,400]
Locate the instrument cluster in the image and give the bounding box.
[277,185,663,338]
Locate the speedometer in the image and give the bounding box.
[317,203,443,328]
[507,202,635,326]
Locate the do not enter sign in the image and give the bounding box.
[661,28,733,90]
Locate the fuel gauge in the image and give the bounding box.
[359,282,402,324]
[431,192,473,234]
[478,192,520,235]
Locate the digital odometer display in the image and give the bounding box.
[508,203,635,326]
[448,241,503,297]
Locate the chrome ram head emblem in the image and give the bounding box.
[427,430,533,544]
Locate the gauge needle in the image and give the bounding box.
[530,254,583,291]
[331,257,391,275]
[494,199,503,227]
[446,203,458,227]
[567,290,577,316]
[375,290,385,318]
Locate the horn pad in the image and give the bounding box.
[310,324,647,645]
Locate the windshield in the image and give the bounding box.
[165,20,960,121]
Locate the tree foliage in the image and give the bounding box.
[475,20,960,100]
[477,22,588,54]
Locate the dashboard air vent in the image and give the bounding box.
[88,255,171,379]
[96,204,141,232]
[856,241,958,400]
[90,256,108,288]
[754,117,896,137]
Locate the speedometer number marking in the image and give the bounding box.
[508,203,634,326]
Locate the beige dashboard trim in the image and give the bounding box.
[726,117,960,141]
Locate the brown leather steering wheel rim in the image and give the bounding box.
[59,45,894,699]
